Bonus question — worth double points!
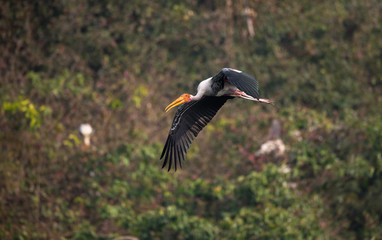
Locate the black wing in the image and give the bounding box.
[221,68,260,99]
[160,96,232,171]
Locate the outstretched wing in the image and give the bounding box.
[221,68,260,99]
[161,96,232,171]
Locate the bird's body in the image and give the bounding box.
[161,68,272,171]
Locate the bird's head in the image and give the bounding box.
[165,93,191,112]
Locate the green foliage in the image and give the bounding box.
[27,70,90,97]
[284,108,382,239]
[2,96,51,130]
[63,133,82,148]
[132,84,149,108]
[1,0,381,239]
[221,205,321,240]
[235,165,293,207]
[72,221,105,240]
[221,165,325,240]
[134,206,217,240]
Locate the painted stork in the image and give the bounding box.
[161,68,272,171]
[78,123,93,147]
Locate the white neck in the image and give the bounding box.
[192,77,213,101]
[191,93,202,101]
[84,135,91,146]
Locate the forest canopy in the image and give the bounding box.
[1,0,381,239]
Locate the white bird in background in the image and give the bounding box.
[256,119,286,157]
[78,123,93,147]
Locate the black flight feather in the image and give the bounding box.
[160,96,232,171]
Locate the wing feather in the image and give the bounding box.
[160,96,232,171]
[176,145,183,168]
[162,139,170,168]
[221,68,260,99]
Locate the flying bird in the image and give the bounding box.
[161,68,272,171]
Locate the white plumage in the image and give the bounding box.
[79,123,93,146]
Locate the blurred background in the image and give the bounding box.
[1,0,381,239]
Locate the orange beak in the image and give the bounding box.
[165,94,189,112]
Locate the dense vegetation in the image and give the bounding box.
[1,0,381,239]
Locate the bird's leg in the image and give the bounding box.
[229,89,253,98]
[230,90,273,104]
